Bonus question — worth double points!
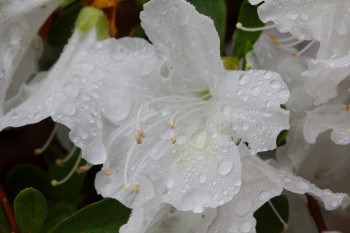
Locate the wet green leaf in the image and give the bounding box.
[49,199,130,233]
[14,188,47,233]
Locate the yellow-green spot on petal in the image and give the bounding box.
[196,86,212,101]
[222,56,239,70]
[75,6,109,40]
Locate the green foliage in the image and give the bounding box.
[254,195,289,233]
[41,203,76,233]
[276,130,289,146]
[0,205,10,233]
[49,199,131,233]
[14,188,47,233]
[48,2,83,49]
[233,0,264,59]
[5,164,52,198]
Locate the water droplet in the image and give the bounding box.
[60,102,76,116]
[160,63,171,80]
[112,44,127,61]
[239,75,250,86]
[199,174,207,184]
[239,220,252,233]
[242,122,249,131]
[278,89,289,100]
[86,139,107,164]
[251,86,262,96]
[283,177,291,183]
[217,158,234,176]
[63,83,80,98]
[331,200,339,207]
[258,191,270,201]
[167,180,174,188]
[0,68,5,79]
[234,200,252,216]
[270,80,281,89]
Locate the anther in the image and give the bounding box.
[171,136,176,144]
[76,166,88,174]
[290,52,297,57]
[283,223,289,230]
[137,128,145,138]
[55,159,63,166]
[136,136,143,144]
[169,120,175,129]
[269,34,280,46]
[51,180,58,186]
[105,168,112,176]
[133,182,139,192]
[347,88,350,94]
[124,184,130,192]
[314,171,323,180]
[343,105,350,111]
[348,128,350,135]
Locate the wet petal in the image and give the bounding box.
[0,29,159,164]
[213,70,290,154]
[140,0,223,92]
[304,104,350,145]
[0,0,59,115]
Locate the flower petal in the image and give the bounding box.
[0,29,159,164]
[213,70,290,153]
[140,0,223,92]
[304,104,350,145]
[0,0,59,115]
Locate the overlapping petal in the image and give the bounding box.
[0,0,59,115]
[0,28,160,164]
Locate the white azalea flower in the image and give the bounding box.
[112,145,349,233]
[247,32,314,112]
[94,0,290,214]
[0,0,59,115]
[248,0,350,105]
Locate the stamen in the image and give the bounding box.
[34,124,58,155]
[104,168,112,176]
[136,136,143,144]
[133,182,139,192]
[124,142,137,189]
[279,39,304,48]
[55,146,79,166]
[75,164,92,174]
[138,128,145,138]
[291,40,315,57]
[319,154,350,178]
[269,34,280,46]
[277,35,296,43]
[236,22,276,32]
[171,136,177,144]
[347,88,350,94]
[169,120,174,129]
[124,184,130,192]
[343,105,350,111]
[51,153,82,186]
[268,200,289,230]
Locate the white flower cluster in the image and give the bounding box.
[1,0,350,232]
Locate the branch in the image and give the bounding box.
[306,194,328,233]
[0,184,19,233]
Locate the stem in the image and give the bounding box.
[306,194,328,233]
[0,184,19,233]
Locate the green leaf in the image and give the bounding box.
[233,0,264,59]
[48,2,83,49]
[4,164,52,198]
[14,188,47,233]
[276,130,288,146]
[0,205,10,233]
[254,195,289,233]
[49,199,131,233]
[188,0,227,48]
[41,203,76,233]
[75,6,109,40]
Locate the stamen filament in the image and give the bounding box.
[236,22,276,32]
[279,39,304,48]
[51,153,82,186]
[34,124,58,155]
[268,200,289,230]
[293,40,315,57]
